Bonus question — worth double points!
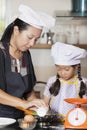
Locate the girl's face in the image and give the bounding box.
[12,25,42,51]
[56,65,77,80]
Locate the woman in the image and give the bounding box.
[0,4,55,119]
[43,42,87,119]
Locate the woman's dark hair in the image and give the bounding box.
[49,64,86,97]
[0,18,29,44]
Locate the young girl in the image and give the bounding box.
[43,42,87,118]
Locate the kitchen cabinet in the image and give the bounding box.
[31,44,87,49]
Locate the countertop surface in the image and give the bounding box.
[0,121,86,130]
[0,122,64,130]
[0,114,86,130]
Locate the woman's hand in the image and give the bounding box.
[23,99,47,111]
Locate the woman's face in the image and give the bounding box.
[56,65,77,80]
[12,25,42,51]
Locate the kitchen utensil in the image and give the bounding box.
[56,33,66,43]
[66,25,79,44]
[46,30,54,44]
[64,98,87,129]
[67,31,79,44]
[16,106,36,115]
[64,98,87,104]
[71,0,87,12]
[18,118,37,130]
[0,117,16,128]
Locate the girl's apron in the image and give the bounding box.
[50,76,80,117]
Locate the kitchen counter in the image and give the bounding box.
[0,122,64,130]
[0,122,86,130]
[0,113,86,130]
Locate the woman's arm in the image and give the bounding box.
[25,90,48,111]
[26,90,37,101]
[0,89,47,110]
[0,89,29,108]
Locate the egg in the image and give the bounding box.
[20,120,30,129]
[36,107,48,117]
[24,115,35,123]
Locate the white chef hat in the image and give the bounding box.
[51,42,87,65]
[18,4,55,29]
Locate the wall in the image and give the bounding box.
[30,49,56,81]
[6,0,71,24]
[6,0,87,82]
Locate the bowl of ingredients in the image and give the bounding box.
[18,115,37,130]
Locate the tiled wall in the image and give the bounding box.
[30,49,56,82]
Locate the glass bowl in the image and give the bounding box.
[18,118,37,130]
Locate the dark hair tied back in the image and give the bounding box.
[0,18,29,44]
[78,64,87,98]
[49,74,60,96]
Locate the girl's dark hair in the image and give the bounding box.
[78,64,86,98]
[0,18,29,44]
[49,74,60,96]
[49,64,86,97]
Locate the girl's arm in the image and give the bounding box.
[43,96,50,106]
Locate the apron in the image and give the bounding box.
[50,76,80,117]
[0,44,36,119]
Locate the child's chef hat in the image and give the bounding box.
[51,42,87,65]
[18,4,55,29]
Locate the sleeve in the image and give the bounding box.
[83,77,87,89]
[43,76,56,98]
[83,77,87,84]
[0,49,7,91]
